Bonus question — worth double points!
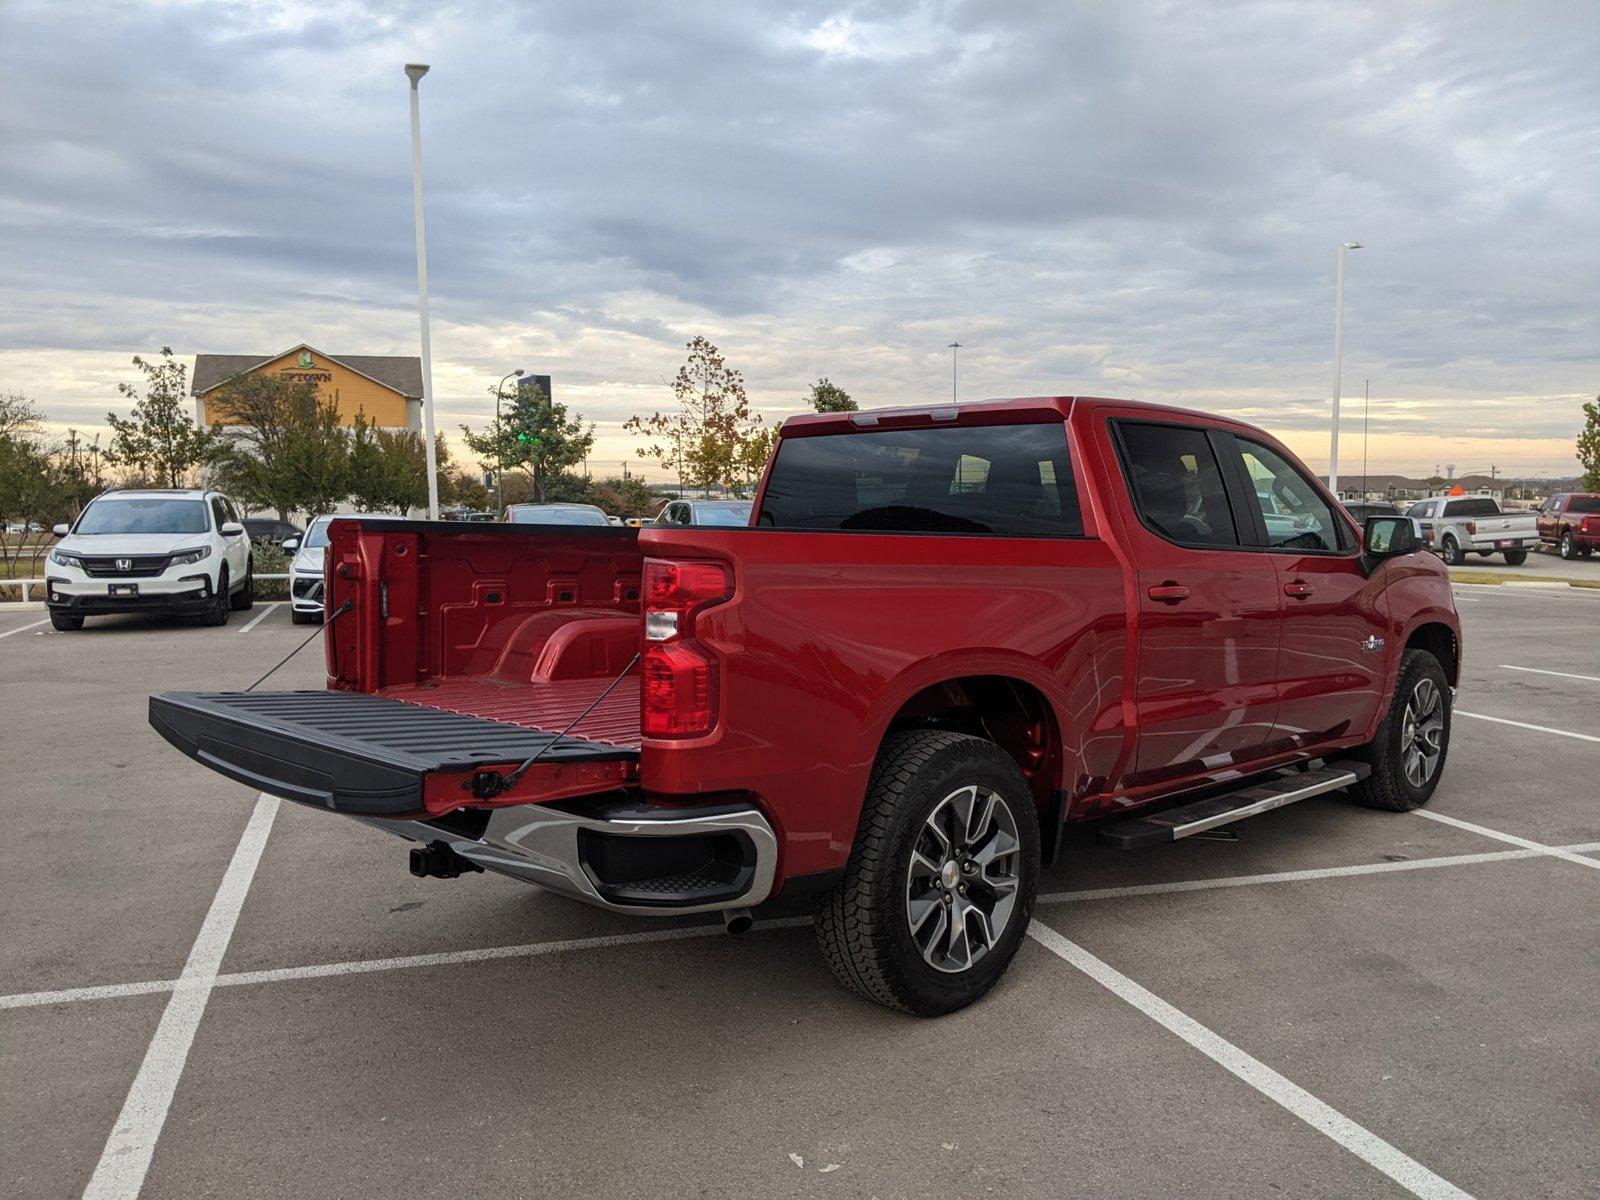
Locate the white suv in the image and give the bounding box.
[284,513,406,624]
[46,489,254,631]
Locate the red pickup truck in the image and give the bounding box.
[1536,492,1600,559]
[151,397,1460,1015]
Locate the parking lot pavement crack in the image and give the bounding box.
[1412,811,1600,873]
[1026,921,1475,1200]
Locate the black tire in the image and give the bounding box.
[49,611,84,631]
[814,730,1040,1017]
[1440,536,1463,566]
[1560,531,1576,560]
[1349,649,1451,812]
[1502,550,1527,566]
[202,568,231,626]
[231,558,254,610]
[291,607,319,625]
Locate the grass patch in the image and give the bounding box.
[1450,571,1600,589]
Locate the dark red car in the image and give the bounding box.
[152,397,1460,1014]
[1536,492,1600,559]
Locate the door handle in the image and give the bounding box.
[1147,583,1190,603]
[1284,580,1315,598]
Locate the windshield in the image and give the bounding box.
[1567,496,1600,514]
[304,517,332,549]
[507,506,610,526]
[76,497,209,535]
[694,503,753,527]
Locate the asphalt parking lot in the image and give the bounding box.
[2,589,1597,1200]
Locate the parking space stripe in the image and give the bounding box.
[1498,664,1600,684]
[15,845,1600,1015]
[1414,811,1600,872]
[1027,922,1474,1200]
[237,602,281,633]
[1035,842,1600,905]
[0,618,49,639]
[81,793,280,1200]
[1455,710,1600,744]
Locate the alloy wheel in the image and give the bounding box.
[1400,678,1445,788]
[904,784,1022,974]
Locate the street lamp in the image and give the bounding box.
[494,368,525,513]
[1329,240,1363,495]
[948,341,962,403]
[405,62,441,520]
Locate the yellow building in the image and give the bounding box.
[191,345,423,431]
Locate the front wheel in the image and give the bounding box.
[1349,649,1451,812]
[1502,550,1527,566]
[1440,536,1463,566]
[201,568,231,626]
[1560,531,1576,560]
[814,730,1040,1016]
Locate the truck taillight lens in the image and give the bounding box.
[641,559,732,738]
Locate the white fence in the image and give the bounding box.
[2,574,293,607]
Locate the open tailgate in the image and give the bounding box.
[150,687,640,819]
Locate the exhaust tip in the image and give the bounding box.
[723,909,754,936]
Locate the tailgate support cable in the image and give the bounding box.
[243,600,353,692]
[472,651,641,800]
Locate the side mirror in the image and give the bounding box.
[1363,515,1418,560]
[281,536,301,553]
[220,521,245,536]
[53,523,70,538]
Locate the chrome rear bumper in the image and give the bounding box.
[359,797,778,917]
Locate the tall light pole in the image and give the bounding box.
[406,63,441,520]
[1329,240,1363,495]
[948,341,962,402]
[1361,378,1370,500]
[494,368,525,514]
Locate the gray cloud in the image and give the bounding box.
[1,0,1596,476]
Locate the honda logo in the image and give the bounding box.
[116,558,132,572]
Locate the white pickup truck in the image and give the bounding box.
[1404,495,1539,565]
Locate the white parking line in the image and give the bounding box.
[1455,710,1600,744]
[81,793,279,1200]
[1027,922,1473,1199]
[237,602,281,633]
[1499,664,1600,684]
[1414,811,1600,873]
[0,618,48,640]
[14,844,1600,1015]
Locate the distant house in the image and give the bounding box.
[192,345,423,431]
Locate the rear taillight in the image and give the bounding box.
[641,559,732,738]
[1465,521,1477,536]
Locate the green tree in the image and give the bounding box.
[207,372,350,517]
[628,336,771,495]
[1578,397,1600,492]
[590,475,658,516]
[459,379,593,504]
[104,349,216,487]
[808,377,856,412]
[348,412,429,513]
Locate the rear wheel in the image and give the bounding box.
[814,730,1040,1016]
[49,611,84,631]
[1440,536,1463,566]
[1502,549,1527,565]
[231,558,254,610]
[1560,531,1576,559]
[1349,649,1451,812]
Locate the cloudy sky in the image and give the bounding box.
[2,0,1596,481]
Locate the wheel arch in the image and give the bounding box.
[1404,621,1459,687]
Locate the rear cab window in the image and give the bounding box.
[1443,498,1500,518]
[757,422,1082,537]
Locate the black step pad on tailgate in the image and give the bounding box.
[149,690,635,816]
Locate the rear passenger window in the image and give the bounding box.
[757,422,1082,537]
[1236,439,1348,552]
[1114,423,1239,547]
